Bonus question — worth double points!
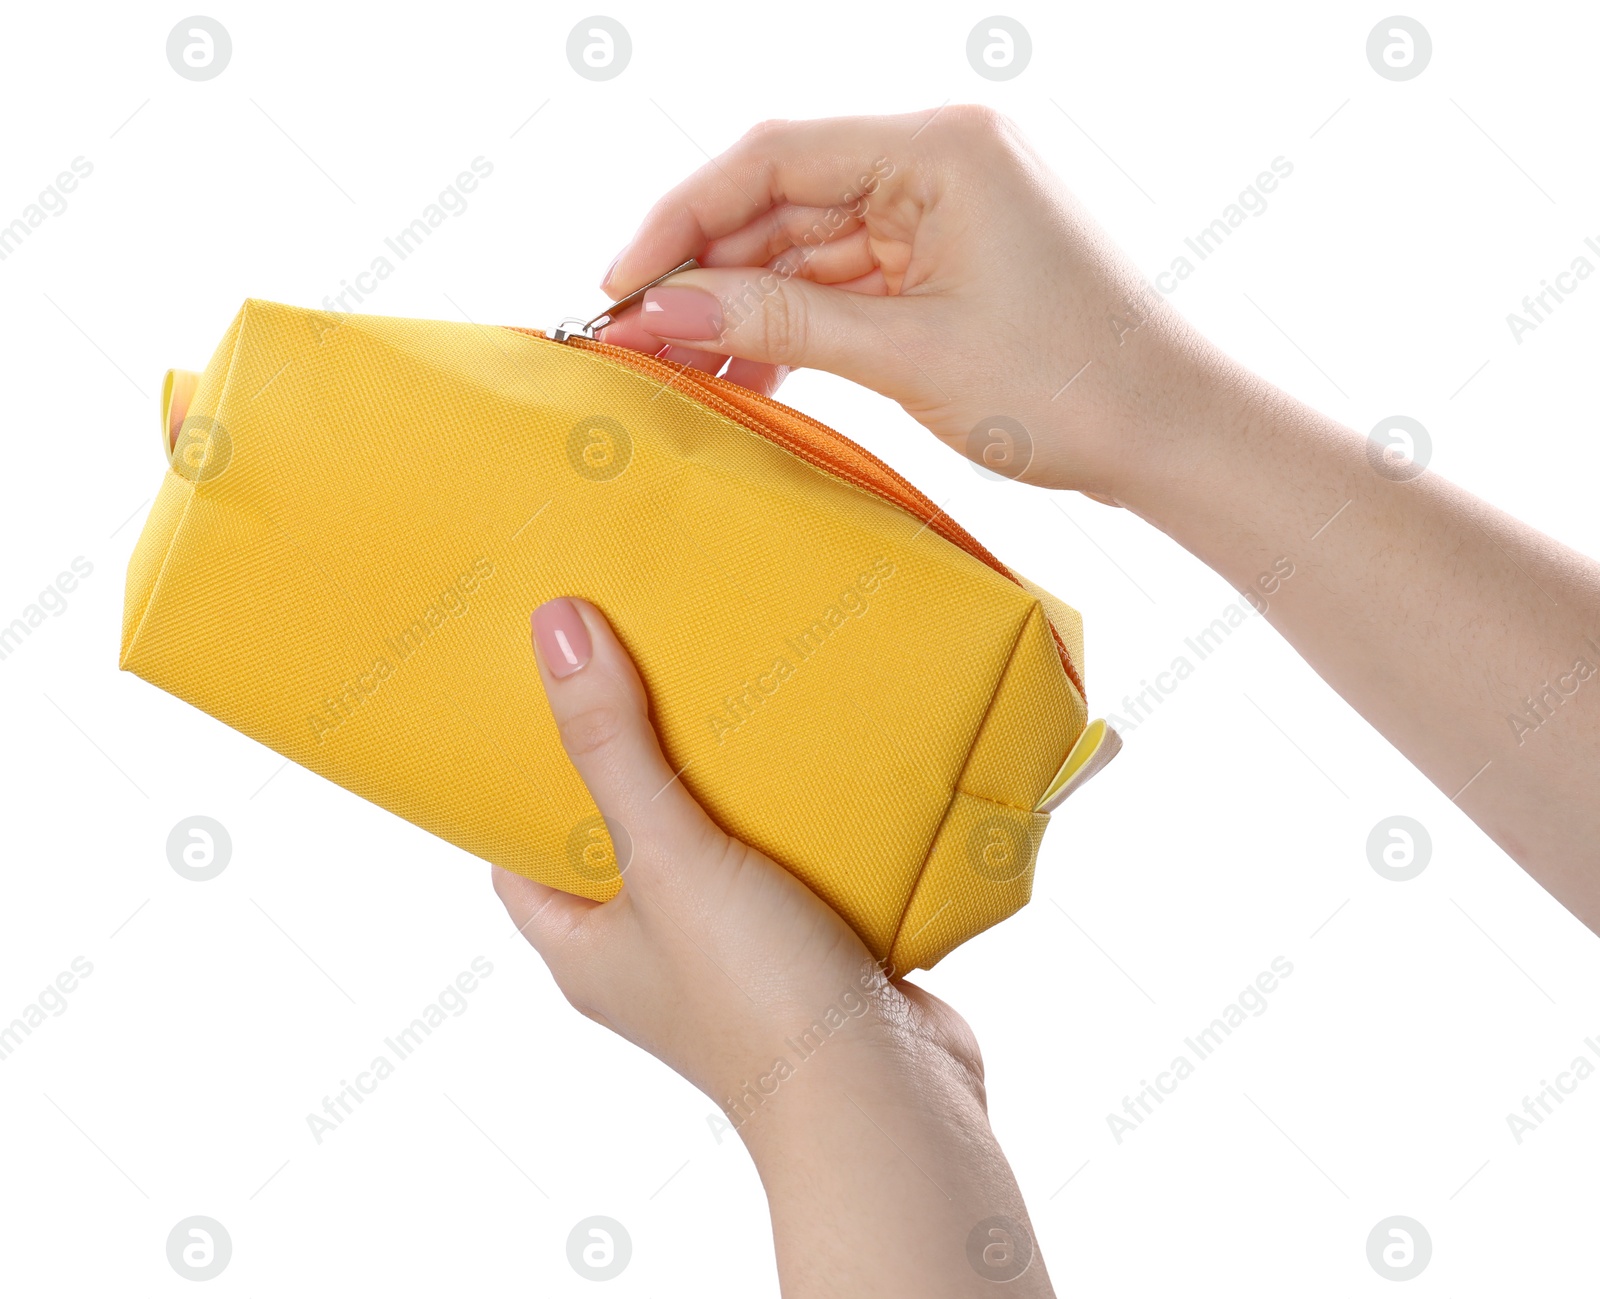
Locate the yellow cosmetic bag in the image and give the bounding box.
[122,299,1118,971]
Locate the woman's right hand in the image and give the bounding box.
[597,107,1221,502]
[600,108,1600,926]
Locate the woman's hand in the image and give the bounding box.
[596,107,1218,501]
[494,597,1055,1297]
[602,107,1600,925]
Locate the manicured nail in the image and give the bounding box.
[641,286,723,341]
[531,598,592,678]
[599,252,623,293]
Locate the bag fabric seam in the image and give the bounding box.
[883,600,1042,966]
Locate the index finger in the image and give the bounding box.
[604,112,917,296]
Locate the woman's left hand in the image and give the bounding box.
[493,596,1054,1297]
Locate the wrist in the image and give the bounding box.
[1101,326,1252,505]
[735,1031,988,1159]
[1023,308,1244,506]
[732,1034,1053,1297]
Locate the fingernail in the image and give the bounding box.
[600,252,623,293]
[641,286,723,341]
[531,598,592,679]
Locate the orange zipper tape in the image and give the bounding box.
[505,328,1086,700]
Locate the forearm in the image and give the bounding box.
[735,1039,1053,1297]
[1121,354,1600,924]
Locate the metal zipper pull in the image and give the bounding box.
[552,258,699,342]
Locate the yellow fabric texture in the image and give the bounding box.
[122,299,1097,971]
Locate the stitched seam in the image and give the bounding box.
[883,601,1039,965]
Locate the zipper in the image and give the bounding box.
[550,259,698,342]
[503,325,1086,701]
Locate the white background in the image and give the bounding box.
[2,1,1598,1293]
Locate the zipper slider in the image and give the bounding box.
[552,258,699,342]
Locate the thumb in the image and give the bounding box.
[632,267,933,403]
[529,597,727,890]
